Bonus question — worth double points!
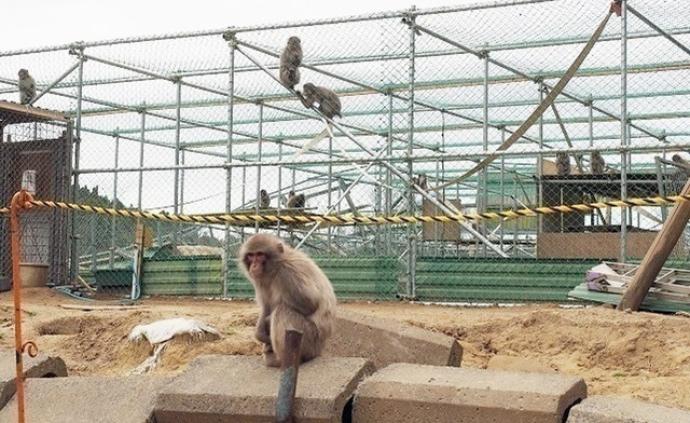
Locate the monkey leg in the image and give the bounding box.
[269,304,322,367]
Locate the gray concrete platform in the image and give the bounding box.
[154,354,374,423]
[323,309,462,369]
[0,376,171,422]
[568,395,690,423]
[0,351,67,409]
[353,363,587,423]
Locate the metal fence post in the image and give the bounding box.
[173,78,182,247]
[223,31,236,298]
[406,7,417,298]
[69,47,85,283]
[255,102,264,233]
[110,131,119,269]
[386,93,393,256]
[620,0,628,263]
[481,49,490,256]
[138,103,146,210]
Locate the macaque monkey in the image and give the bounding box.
[556,152,570,176]
[591,151,605,175]
[279,36,302,89]
[286,190,305,209]
[260,189,271,209]
[18,69,36,105]
[413,173,428,190]
[239,233,336,367]
[299,83,342,119]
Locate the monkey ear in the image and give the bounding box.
[276,242,284,254]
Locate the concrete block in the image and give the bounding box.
[323,309,462,369]
[0,351,67,409]
[0,376,171,422]
[353,363,587,423]
[154,354,374,423]
[568,395,690,423]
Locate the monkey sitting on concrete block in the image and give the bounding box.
[239,233,336,367]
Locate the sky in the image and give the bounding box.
[0,0,475,52]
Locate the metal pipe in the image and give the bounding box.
[138,105,146,209]
[328,136,333,251]
[277,142,283,236]
[500,127,506,250]
[588,96,594,148]
[28,60,81,106]
[69,53,84,283]
[110,132,120,269]
[620,0,628,263]
[411,20,662,142]
[255,102,264,233]
[627,5,690,58]
[538,82,544,235]
[386,94,393,256]
[407,8,417,297]
[224,34,236,299]
[173,80,182,247]
[481,50,490,256]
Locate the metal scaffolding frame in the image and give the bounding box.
[1,0,689,297]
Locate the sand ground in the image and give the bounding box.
[2,288,690,410]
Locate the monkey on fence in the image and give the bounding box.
[413,173,428,190]
[591,151,605,175]
[556,152,570,176]
[18,69,36,105]
[279,36,302,90]
[299,83,342,119]
[260,189,271,209]
[286,191,305,209]
[239,233,336,367]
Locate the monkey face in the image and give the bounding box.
[240,234,286,278]
[18,69,28,78]
[288,36,301,46]
[244,251,269,277]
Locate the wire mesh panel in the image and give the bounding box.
[1,0,690,302]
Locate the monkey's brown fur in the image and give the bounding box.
[286,190,305,209]
[18,69,36,105]
[556,152,570,176]
[279,36,302,89]
[591,151,605,175]
[239,233,336,367]
[260,189,271,209]
[300,83,342,119]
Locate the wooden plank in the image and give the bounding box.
[618,177,690,311]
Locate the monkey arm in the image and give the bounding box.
[255,303,272,344]
[281,270,321,316]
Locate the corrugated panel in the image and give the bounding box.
[416,258,598,302]
[142,256,400,300]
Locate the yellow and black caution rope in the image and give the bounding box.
[1,195,689,226]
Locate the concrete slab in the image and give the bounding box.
[0,351,67,409]
[0,376,171,422]
[353,363,587,423]
[323,309,462,369]
[568,395,690,423]
[154,354,374,423]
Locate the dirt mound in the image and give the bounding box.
[37,316,103,335]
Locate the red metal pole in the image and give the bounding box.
[10,190,37,423]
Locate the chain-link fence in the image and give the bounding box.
[2,0,690,303]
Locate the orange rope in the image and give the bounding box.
[10,190,37,423]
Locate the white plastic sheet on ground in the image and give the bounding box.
[128,318,221,374]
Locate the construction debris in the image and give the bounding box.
[569,262,690,313]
